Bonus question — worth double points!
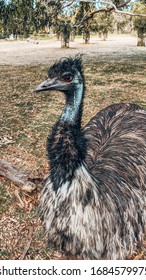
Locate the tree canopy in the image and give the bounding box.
[0,0,145,39]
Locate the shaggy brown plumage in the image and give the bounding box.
[35,57,146,259]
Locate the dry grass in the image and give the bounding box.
[0,57,146,259]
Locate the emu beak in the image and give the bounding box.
[34,78,58,92]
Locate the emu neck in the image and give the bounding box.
[61,79,84,128]
[47,78,86,192]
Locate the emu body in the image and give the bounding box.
[36,57,146,259]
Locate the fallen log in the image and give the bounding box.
[0,160,43,192]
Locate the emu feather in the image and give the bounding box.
[35,56,146,259]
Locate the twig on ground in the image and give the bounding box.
[14,189,25,209]
[19,225,33,260]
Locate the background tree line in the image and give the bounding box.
[0,0,146,46]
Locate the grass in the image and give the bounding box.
[0,57,146,259]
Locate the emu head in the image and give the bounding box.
[35,56,84,93]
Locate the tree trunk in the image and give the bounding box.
[83,30,90,44]
[56,32,60,40]
[102,30,108,41]
[61,31,70,48]
[98,31,102,38]
[137,28,145,47]
[70,32,75,42]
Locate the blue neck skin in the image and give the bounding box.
[61,73,84,125]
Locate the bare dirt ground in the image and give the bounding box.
[0,34,145,65]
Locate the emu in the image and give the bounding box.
[35,56,146,260]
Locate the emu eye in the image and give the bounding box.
[62,75,72,83]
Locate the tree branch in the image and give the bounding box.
[0,160,43,192]
[101,1,146,17]
[78,0,146,26]
[78,0,132,26]
[38,0,146,30]
[62,0,75,9]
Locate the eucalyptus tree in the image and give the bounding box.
[133,0,146,46]
[0,1,4,36]
[114,13,132,34]
[0,0,9,37]
[0,0,38,38]
[74,0,146,45]
[73,1,96,44]
[94,12,114,40]
[37,0,73,47]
